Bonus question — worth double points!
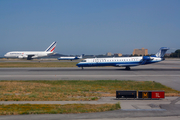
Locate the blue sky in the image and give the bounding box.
[0,0,179,56]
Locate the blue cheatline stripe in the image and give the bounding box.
[76,60,161,67]
[46,42,56,52]
[76,61,140,67]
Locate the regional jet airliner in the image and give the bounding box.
[76,47,169,70]
[57,54,83,61]
[4,41,57,60]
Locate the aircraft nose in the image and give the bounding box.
[4,53,9,57]
[76,63,81,67]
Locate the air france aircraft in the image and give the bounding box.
[4,41,57,60]
[57,54,83,61]
[76,47,169,70]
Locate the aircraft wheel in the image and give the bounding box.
[125,66,131,70]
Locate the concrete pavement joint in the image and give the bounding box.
[121,109,166,111]
[170,97,180,104]
[131,105,140,109]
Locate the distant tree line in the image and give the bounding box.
[130,54,154,57]
[169,49,180,58]
[129,49,180,58]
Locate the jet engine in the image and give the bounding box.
[18,55,27,59]
[143,56,153,60]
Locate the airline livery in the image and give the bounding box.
[76,47,169,70]
[57,54,83,61]
[4,41,57,60]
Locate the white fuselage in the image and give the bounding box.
[58,57,77,60]
[58,56,82,60]
[4,51,52,59]
[76,56,162,67]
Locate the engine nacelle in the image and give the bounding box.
[143,56,152,60]
[18,55,27,59]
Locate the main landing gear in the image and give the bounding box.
[81,67,84,70]
[125,66,131,70]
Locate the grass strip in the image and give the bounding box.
[0,103,120,115]
[0,62,78,67]
[0,80,179,101]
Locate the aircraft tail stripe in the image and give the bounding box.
[45,42,57,52]
[46,42,56,51]
[50,47,55,52]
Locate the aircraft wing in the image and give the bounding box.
[27,55,35,60]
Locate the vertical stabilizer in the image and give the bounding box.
[45,41,57,52]
[155,47,169,58]
[79,54,84,59]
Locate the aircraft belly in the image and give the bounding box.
[115,62,140,66]
[145,60,161,64]
[77,62,141,67]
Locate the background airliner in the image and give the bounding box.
[57,54,83,61]
[76,47,169,70]
[4,41,57,60]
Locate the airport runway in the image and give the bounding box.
[0,59,180,120]
[0,59,180,91]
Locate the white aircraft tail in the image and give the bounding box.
[155,47,169,58]
[79,54,83,59]
[45,41,57,52]
[75,54,84,59]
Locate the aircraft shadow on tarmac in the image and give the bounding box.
[28,68,180,72]
[123,68,180,71]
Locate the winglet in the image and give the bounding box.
[45,41,57,52]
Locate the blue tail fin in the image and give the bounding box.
[155,47,169,58]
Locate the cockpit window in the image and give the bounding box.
[81,60,86,62]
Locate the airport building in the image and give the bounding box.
[114,53,122,57]
[106,52,112,56]
[133,48,148,56]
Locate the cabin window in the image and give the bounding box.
[81,60,86,62]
